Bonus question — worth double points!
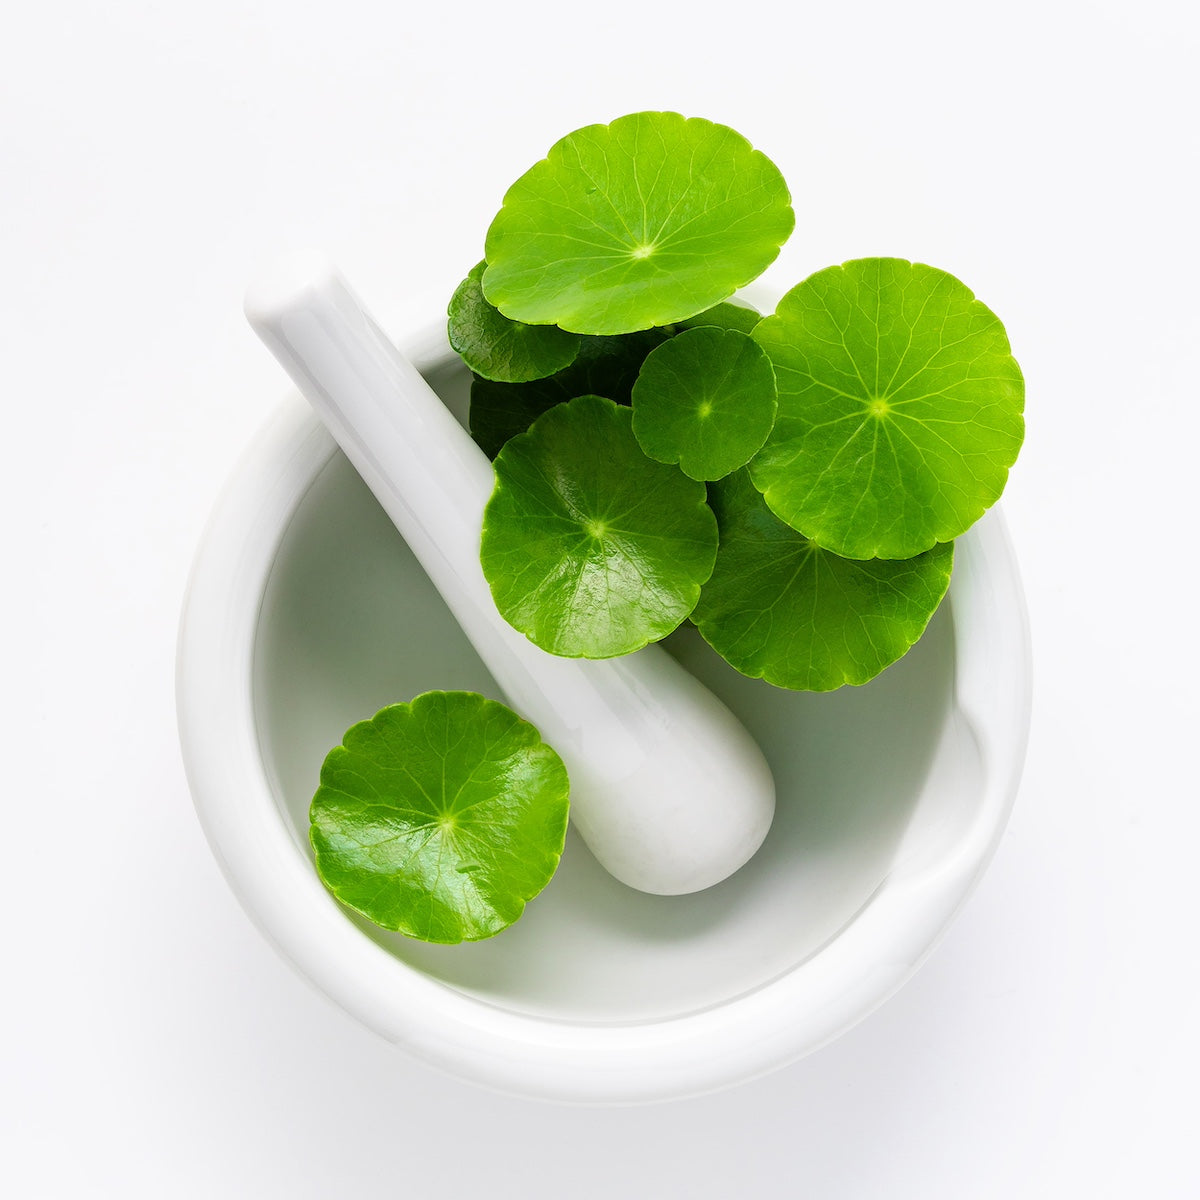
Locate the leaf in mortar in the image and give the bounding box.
[750,257,1024,559]
[693,470,954,691]
[631,326,778,481]
[481,394,718,658]
[469,328,668,458]
[310,691,570,943]
[482,111,794,335]
[447,261,581,383]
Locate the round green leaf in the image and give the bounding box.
[482,111,794,335]
[631,326,777,481]
[693,471,954,691]
[469,329,667,458]
[750,257,1024,559]
[310,691,570,943]
[448,260,581,382]
[481,394,718,658]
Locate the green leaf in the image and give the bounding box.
[693,471,954,691]
[469,329,668,458]
[750,258,1024,559]
[310,691,569,943]
[482,111,794,335]
[481,394,718,658]
[632,326,777,481]
[447,261,581,383]
[675,299,762,334]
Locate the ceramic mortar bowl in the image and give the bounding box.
[177,322,1031,1105]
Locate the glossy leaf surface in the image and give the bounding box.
[481,395,718,658]
[751,258,1024,559]
[447,261,581,382]
[693,471,954,691]
[483,111,794,335]
[632,326,777,481]
[310,692,569,943]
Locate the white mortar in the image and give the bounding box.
[177,323,1031,1104]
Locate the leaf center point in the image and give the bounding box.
[867,396,892,418]
[629,242,657,260]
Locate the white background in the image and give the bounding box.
[5,1,1197,1195]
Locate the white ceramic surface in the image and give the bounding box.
[243,258,774,895]
[177,321,1031,1105]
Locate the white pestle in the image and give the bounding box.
[244,255,776,895]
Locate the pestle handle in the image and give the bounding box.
[245,255,775,895]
